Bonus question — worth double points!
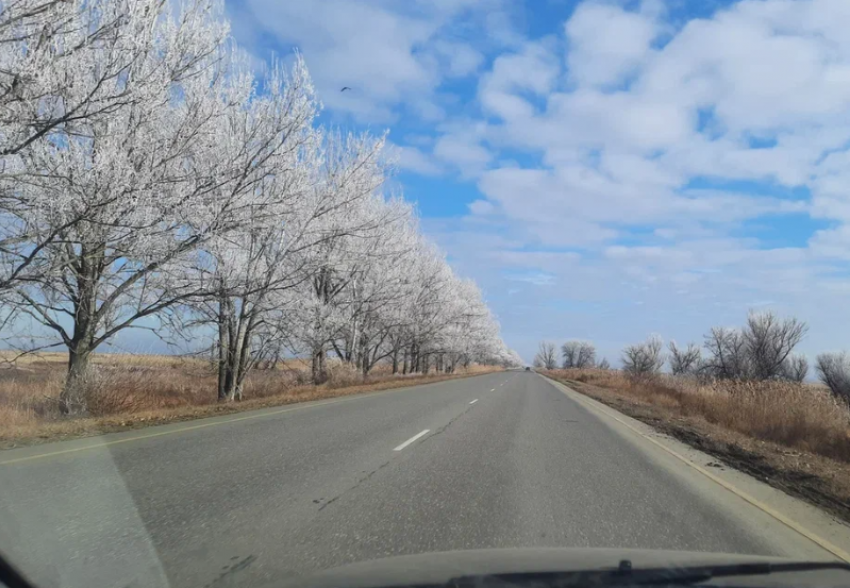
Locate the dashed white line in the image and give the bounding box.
[393,429,430,452]
[469,399,478,405]
[490,388,495,391]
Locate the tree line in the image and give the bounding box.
[0,0,522,413]
[535,310,850,404]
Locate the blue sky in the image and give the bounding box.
[222,0,850,364]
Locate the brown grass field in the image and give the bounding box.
[544,369,850,522]
[0,352,501,448]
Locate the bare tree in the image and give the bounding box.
[561,340,596,369]
[622,335,664,377]
[597,357,611,370]
[535,341,558,370]
[816,352,850,403]
[702,327,750,380]
[780,354,808,383]
[668,341,701,375]
[743,310,807,381]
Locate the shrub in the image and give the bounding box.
[668,341,701,375]
[816,352,850,403]
[622,335,664,377]
[561,341,596,369]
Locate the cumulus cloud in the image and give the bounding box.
[387,142,444,176]
[230,0,850,360]
[565,1,661,88]
[433,131,493,178]
[229,0,509,122]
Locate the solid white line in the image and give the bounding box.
[393,429,430,452]
[469,399,478,405]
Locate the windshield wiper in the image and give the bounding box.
[449,560,850,587]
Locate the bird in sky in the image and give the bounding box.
[341,86,352,92]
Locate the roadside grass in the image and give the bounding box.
[556,369,850,463]
[0,353,500,448]
[544,368,850,522]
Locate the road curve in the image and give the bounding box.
[0,371,846,588]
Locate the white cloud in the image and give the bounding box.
[228,0,850,361]
[433,130,493,178]
[565,2,661,88]
[387,142,444,176]
[466,0,850,243]
[439,0,850,360]
[431,40,485,77]
[230,0,510,121]
[479,40,560,120]
[507,271,556,286]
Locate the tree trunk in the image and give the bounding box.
[410,343,419,373]
[312,346,326,384]
[61,243,102,414]
[62,341,94,414]
[402,350,408,375]
[422,354,430,375]
[392,350,399,374]
[217,295,232,401]
[226,318,250,401]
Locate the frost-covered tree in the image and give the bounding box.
[2,0,245,412]
[0,0,228,292]
[0,0,519,407]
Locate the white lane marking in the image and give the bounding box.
[393,429,430,452]
[490,388,495,391]
[469,399,478,405]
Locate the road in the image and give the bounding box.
[0,371,847,588]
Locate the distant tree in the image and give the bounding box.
[597,357,611,370]
[622,335,664,377]
[701,311,807,382]
[668,341,701,375]
[535,341,558,370]
[780,354,808,383]
[702,327,750,380]
[816,352,850,403]
[561,340,596,369]
[743,310,807,381]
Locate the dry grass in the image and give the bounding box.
[0,354,501,448]
[550,369,850,463]
[545,369,850,523]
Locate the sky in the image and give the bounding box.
[223,0,850,365]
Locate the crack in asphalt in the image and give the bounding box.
[315,403,476,512]
[417,405,473,447]
[317,459,392,511]
[204,555,256,588]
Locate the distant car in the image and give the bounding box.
[525,366,531,371]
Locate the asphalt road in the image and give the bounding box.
[0,371,844,588]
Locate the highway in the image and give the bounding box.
[1,371,847,588]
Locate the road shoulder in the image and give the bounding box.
[0,372,502,465]
[540,374,850,563]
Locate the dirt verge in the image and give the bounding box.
[549,374,850,525]
[0,369,501,450]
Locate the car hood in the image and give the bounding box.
[286,548,818,588]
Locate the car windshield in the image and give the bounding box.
[2,1,850,588]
